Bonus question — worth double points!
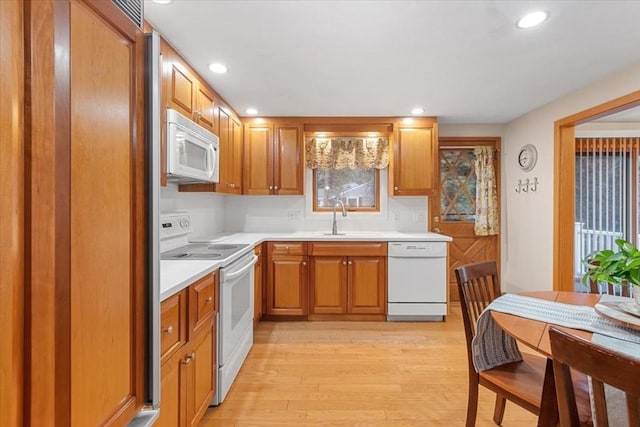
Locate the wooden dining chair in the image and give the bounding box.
[549,326,640,427]
[455,261,549,426]
[585,259,631,296]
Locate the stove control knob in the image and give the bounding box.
[179,219,187,228]
[184,218,191,228]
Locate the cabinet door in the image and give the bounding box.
[68,2,145,425]
[347,257,387,314]
[195,84,215,133]
[266,257,308,316]
[216,108,232,192]
[273,124,303,195]
[243,123,274,195]
[393,127,435,195]
[254,245,263,325]
[167,61,195,119]
[310,257,348,314]
[188,318,215,427]
[230,117,243,194]
[155,352,183,427]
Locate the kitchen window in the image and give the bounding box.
[305,136,389,213]
[312,168,379,212]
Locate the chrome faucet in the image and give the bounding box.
[332,200,347,235]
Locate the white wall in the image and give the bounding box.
[502,63,640,293]
[160,184,226,239]
[224,194,429,233]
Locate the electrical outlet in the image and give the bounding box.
[392,211,400,222]
[287,211,302,222]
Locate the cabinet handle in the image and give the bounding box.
[164,325,174,334]
[302,261,307,266]
[205,296,213,303]
[182,355,193,365]
[434,227,441,233]
[274,185,279,190]
[193,111,202,118]
[229,183,235,188]
[342,261,346,265]
[348,261,352,265]
[269,185,273,190]
[394,186,399,191]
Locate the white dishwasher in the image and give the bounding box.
[387,241,448,321]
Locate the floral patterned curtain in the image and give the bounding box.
[305,138,389,170]
[474,146,499,236]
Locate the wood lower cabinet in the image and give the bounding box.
[157,272,218,427]
[390,119,438,195]
[265,242,308,317]
[309,242,387,317]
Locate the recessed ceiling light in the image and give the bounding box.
[208,63,228,74]
[151,0,173,4]
[245,108,258,115]
[516,11,549,29]
[411,107,424,115]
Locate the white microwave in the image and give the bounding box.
[166,108,219,184]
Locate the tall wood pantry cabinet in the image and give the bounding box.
[1,1,148,426]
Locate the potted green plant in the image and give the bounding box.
[583,238,640,305]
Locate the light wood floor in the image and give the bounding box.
[201,305,537,426]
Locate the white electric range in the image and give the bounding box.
[159,213,257,406]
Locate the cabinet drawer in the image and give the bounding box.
[189,272,217,335]
[269,242,307,256]
[309,242,387,257]
[161,291,187,363]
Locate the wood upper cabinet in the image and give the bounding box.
[244,121,303,195]
[390,120,438,195]
[163,41,216,134]
[156,272,217,427]
[216,108,243,194]
[265,242,308,316]
[309,242,387,315]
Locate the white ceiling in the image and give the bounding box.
[144,0,640,124]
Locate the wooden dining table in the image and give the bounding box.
[490,291,601,426]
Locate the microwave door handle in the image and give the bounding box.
[205,144,215,178]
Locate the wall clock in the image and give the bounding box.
[517,144,538,172]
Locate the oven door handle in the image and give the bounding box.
[221,254,258,282]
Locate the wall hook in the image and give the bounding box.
[530,177,538,191]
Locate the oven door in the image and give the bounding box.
[219,252,258,364]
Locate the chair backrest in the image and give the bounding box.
[454,261,501,342]
[549,327,640,427]
[586,260,631,297]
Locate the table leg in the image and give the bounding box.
[537,358,559,427]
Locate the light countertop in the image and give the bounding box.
[160,231,452,301]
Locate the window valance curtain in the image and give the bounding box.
[305,138,389,170]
